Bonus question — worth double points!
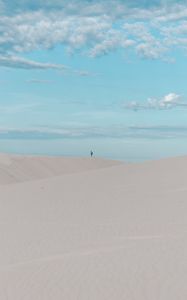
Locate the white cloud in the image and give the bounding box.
[136,42,167,59]
[0,12,111,53]
[161,93,181,104]
[1,1,187,67]
[123,93,186,111]
[0,11,163,61]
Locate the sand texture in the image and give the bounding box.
[0,154,187,299]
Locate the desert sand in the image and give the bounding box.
[0,153,187,299]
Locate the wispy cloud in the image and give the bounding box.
[26,79,55,84]
[0,55,67,70]
[0,103,40,114]
[1,124,187,140]
[73,70,98,77]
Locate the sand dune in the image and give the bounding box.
[0,153,122,184]
[0,154,187,299]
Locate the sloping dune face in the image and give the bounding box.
[0,155,187,299]
[0,153,122,184]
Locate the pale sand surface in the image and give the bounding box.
[0,154,187,299]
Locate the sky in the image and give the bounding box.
[1,0,187,160]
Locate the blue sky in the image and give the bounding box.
[1,0,187,159]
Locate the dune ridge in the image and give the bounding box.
[0,153,122,185]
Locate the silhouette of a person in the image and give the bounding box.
[90,150,93,157]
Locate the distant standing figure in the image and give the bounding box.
[90,150,94,157]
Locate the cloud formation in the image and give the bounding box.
[1,1,187,68]
[123,93,187,111]
[0,55,66,70]
[1,124,187,140]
